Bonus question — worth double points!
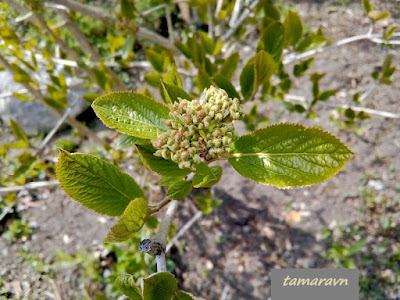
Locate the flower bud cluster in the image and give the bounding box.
[152,86,243,169]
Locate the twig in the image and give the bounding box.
[284,94,400,119]
[48,0,179,54]
[166,211,202,253]
[320,103,400,119]
[229,0,242,27]
[149,197,172,214]
[0,53,103,145]
[165,5,174,43]
[154,200,179,272]
[283,32,400,65]
[48,277,63,300]
[34,98,80,156]
[215,0,224,17]
[0,206,12,222]
[141,3,165,17]
[359,83,376,103]
[208,4,214,39]
[221,285,230,300]
[0,180,59,194]
[222,0,259,41]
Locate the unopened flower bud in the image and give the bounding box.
[222,136,231,145]
[180,140,189,148]
[183,115,191,124]
[193,154,202,164]
[179,161,191,169]
[198,109,206,117]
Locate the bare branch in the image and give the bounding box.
[166,211,202,253]
[222,0,259,41]
[165,5,174,43]
[283,32,400,65]
[47,0,179,53]
[208,4,215,39]
[0,180,59,194]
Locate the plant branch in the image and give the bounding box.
[284,94,400,119]
[0,180,60,195]
[149,197,172,214]
[208,4,215,39]
[165,5,174,43]
[154,200,179,272]
[34,98,80,156]
[166,211,202,253]
[222,0,259,41]
[48,0,179,54]
[283,32,400,65]
[0,54,103,144]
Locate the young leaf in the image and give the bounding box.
[362,0,373,13]
[240,60,255,100]
[164,67,183,88]
[115,274,143,300]
[159,176,184,186]
[293,58,314,77]
[284,11,303,47]
[161,81,193,105]
[146,48,165,72]
[115,135,150,150]
[211,74,241,100]
[122,35,135,60]
[12,92,34,101]
[105,198,149,242]
[92,92,170,139]
[219,52,239,80]
[167,180,192,200]
[136,145,191,177]
[9,118,28,145]
[197,68,213,91]
[56,150,144,216]
[228,123,353,188]
[192,163,222,188]
[172,291,198,300]
[258,21,285,61]
[143,272,177,300]
[255,51,277,85]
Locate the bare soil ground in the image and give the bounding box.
[1,1,399,299]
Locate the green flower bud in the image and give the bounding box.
[193,154,202,164]
[181,151,189,159]
[179,161,191,169]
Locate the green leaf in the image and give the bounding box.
[172,291,198,300]
[192,163,222,188]
[167,180,192,200]
[146,48,165,72]
[255,51,277,85]
[159,176,184,186]
[196,69,213,91]
[122,35,135,60]
[293,58,314,77]
[56,150,144,216]
[115,135,150,149]
[258,21,285,61]
[319,90,337,101]
[228,123,353,188]
[164,67,183,88]
[219,52,239,80]
[115,274,143,300]
[143,272,177,300]
[105,198,149,242]
[12,92,34,101]
[161,81,193,105]
[368,10,391,22]
[92,92,170,139]
[11,63,32,83]
[239,60,255,101]
[9,118,28,145]
[362,0,373,13]
[136,145,191,177]
[211,74,240,100]
[199,31,216,55]
[284,11,303,47]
